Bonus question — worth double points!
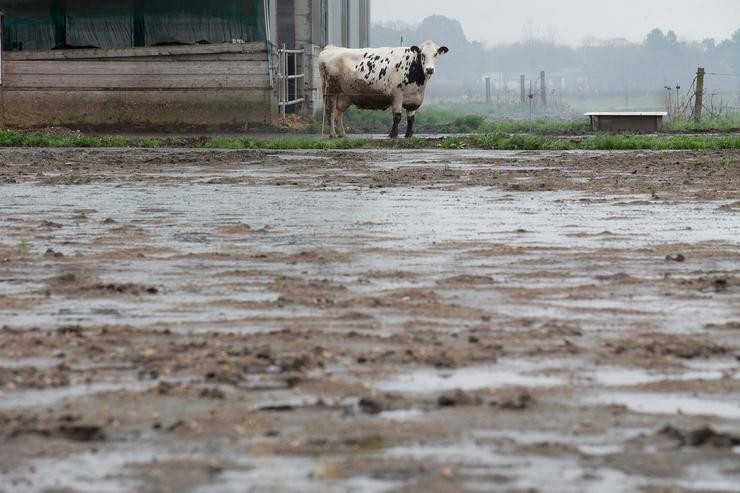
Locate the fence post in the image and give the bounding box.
[520,75,526,104]
[280,44,286,117]
[540,71,547,107]
[694,67,705,125]
[485,77,491,104]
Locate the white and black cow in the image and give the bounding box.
[319,41,449,138]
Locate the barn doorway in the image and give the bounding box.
[276,0,300,115]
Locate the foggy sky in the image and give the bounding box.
[371,0,739,46]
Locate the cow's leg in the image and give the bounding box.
[331,109,341,139]
[326,96,337,138]
[405,110,417,138]
[389,113,402,139]
[389,99,403,139]
[339,115,348,138]
[336,97,351,138]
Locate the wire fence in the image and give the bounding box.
[425,72,740,117]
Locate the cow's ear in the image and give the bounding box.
[410,45,420,55]
[437,46,449,55]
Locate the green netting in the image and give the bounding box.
[1,0,265,51]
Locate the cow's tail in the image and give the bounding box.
[319,62,329,136]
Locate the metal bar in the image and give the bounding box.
[292,50,297,112]
[279,98,306,106]
[301,50,306,109]
[281,43,287,117]
[276,44,307,116]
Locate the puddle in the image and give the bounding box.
[375,365,566,393]
[586,392,740,419]
[373,358,735,394]
[1,148,738,492]
[0,356,61,369]
[2,184,737,256]
[386,437,740,492]
[585,367,732,386]
[206,456,399,493]
[1,164,737,334]
[378,409,424,422]
[385,442,640,493]
[473,427,647,457]
[0,381,155,410]
[1,443,400,493]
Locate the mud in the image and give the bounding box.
[0,147,738,492]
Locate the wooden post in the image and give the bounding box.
[520,75,526,104]
[694,67,705,125]
[540,71,547,107]
[485,77,491,104]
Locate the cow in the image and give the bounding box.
[319,41,449,139]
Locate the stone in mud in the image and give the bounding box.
[200,387,226,399]
[205,369,243,386]
[58,424,106,442]
[438,389,481,407]
[166,420,188,432]
[608,333,729,359]
[659,425,740,448]
[40,220,63,229]
[490,391,534,410]
[279,354,312,372]
[358,397,385,415]
[665,254,686,262]
[53,273,78,284]
[81,283,159,295]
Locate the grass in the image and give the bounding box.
[0,129,103,147]
[580,134,740,150]
[17,240,31,255]
[327,107,590,135]
[139,137,163,148]
[0,127,737,151]
[484,133,572,150]
[479,119,591,134]
[441,132,572,150]
[664,114,740,132]
[325,107,492,134]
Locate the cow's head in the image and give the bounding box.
[410,41,449,77]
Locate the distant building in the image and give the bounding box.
[0,0,369,130]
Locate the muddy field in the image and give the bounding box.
[0,146,739,493]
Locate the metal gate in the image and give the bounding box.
[277,45,305,116]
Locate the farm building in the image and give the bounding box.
[0,0,370,130]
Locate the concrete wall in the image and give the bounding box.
[0,42,277,130]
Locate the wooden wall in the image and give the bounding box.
[0,42,277,130]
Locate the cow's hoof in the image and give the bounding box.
[405,134,414,139]
[389,134,399,139]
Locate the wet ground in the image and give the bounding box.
[0,146,739,493]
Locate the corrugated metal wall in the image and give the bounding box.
[325,0,368,48]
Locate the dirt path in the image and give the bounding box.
[0,147,739,492]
